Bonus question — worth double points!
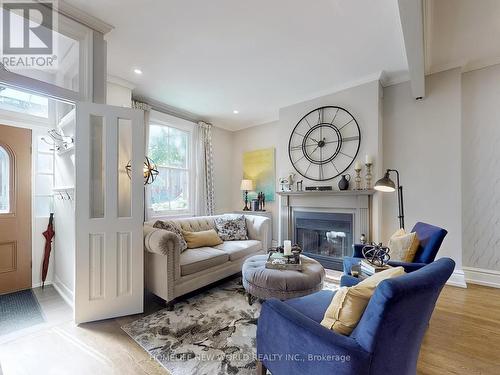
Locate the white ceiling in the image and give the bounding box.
[67,0,409,130]
[425,0,500,75]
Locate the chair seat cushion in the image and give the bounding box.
[180,247,229,276]
[214,240,262,261]
[284,290,335,323]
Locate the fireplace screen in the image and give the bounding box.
[294,211,354,269]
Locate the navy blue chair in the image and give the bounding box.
[342,222,448,286]
[256,258,455,375]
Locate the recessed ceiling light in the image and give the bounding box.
[133,68,143,75]
[233,110,239,114]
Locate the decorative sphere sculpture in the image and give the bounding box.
[362,243,391,267]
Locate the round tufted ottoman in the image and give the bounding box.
[242,254,325,303]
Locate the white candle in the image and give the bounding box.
[354,160,362,170]
[283,240,292,256]
[365,154,373,164]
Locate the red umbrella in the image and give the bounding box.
[42,213,55,288]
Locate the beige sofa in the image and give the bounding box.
[144,214,271,307]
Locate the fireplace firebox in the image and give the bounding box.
[293,211,354,270]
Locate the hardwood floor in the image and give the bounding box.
[0,283,499,374]
[418,283,500,374]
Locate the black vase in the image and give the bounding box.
[338,174,351,190]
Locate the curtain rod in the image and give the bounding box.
[132,95,212,126]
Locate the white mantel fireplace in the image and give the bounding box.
[277,190,374,270]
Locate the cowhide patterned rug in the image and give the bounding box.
[122,278,338,375]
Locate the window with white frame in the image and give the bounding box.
[0,8,93,98]
[147,113,194,217]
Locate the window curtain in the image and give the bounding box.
[131,100,152,220]
[195,121,215,216]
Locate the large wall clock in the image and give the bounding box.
[288,106,361,181]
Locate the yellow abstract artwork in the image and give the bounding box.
[243,148,276,202]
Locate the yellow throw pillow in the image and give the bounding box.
[387,228,420,262]
[182,229,223,249]
[321,266,405,335]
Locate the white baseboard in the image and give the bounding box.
[446,269,467,288]
[463,266,500,289]
[53,275,74,308]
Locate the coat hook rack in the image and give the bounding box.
[53,187,74,201]
[43,129,74,152]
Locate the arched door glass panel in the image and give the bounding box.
[0,146,10,213]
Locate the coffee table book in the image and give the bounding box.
[360,259,392,275]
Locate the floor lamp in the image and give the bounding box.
[374,169,405,230]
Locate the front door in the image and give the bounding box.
[74,102,144,324]
[0,124,32,294]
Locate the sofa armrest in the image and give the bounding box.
[144,225,180,297]
[245,215,271,251]
[257,299,371,375]
[143,226,181,256]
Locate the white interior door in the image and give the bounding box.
[74,102,144,324]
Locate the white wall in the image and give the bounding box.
[106,82,132,108]
[279,81,384,241]
[231,80,384,242]
[383,69,463,272]
[53,111,76,305]
[231,121,281,239]
[462,64,500,271]
[211,126,234,214]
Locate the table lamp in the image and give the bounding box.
[240,179,254,211]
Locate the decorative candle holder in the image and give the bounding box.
[354,167,362,190]
[365,163,373,189]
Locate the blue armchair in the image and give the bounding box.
[256,258,455,375]
[342,222,448,286]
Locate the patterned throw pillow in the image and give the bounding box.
[214,215,248,241]
[153,220,188,252]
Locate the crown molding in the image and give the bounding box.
[107,75,135,90]
[379,71,410,87]
[58,0,114,34]
[427,56,500,77]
